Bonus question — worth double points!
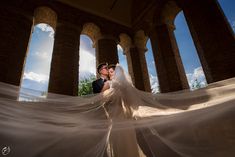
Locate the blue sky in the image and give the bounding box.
[20,24,54,92]
[219,0,235,29]
[20,0,235,94]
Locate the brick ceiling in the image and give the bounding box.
[57,0,132,27]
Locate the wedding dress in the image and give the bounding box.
[0,64,235,157]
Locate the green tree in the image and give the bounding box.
[78,75,96,96]
[192,78,202,90]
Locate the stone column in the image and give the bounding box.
[48,20,81,96]
[95,35,119,65]
[182,0,235,83]
[150,24,189,93]
[0,7,33,85]
[125,46,151,92]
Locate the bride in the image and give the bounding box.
[0,64,234,157]
[105,64,146,157]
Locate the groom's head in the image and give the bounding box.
[97,63,109,76]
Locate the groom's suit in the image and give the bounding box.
[92,78,107,93]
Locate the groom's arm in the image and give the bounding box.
[92,79,107,93]
[92,79,110,93]
[92,81,102,93]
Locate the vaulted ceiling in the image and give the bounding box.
[57,0,133,27]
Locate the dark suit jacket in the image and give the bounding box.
[92,78,106,93]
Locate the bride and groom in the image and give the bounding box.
[92,63,148,157]
[92,63,116,94]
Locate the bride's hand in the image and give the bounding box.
[101,81,110,92]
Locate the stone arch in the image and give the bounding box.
[19,7,57,99]
[119,33,132,54]
[81,23,102,46]
[162,1,181,27]
[154,1,182,27]
[134,30,148,50]
[34,6,57,30]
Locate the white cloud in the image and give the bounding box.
[186,73,193,88]
[79,49,96,75]
[149,74,160,93]
[149,67,207,92]
[79,36,95,56]
[36,24,55,38]
[193,67,205,79]
[23,72,49,83]
[36,24,54,32]
[34,51,52,61]
[186,66,207,89]
[48,32,55,38]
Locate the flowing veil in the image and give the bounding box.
[0,64,235,157]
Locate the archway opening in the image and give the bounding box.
[78,23,101,96]
[145,39,159,93]
[174,11,207,90]
[117,44,128,73]
[19,23,55,100]
[78,35,96,96]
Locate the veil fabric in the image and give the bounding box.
[0,64,235,157]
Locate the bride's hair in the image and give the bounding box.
[108,64,116,70]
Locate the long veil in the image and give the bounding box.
[0,64,235,157]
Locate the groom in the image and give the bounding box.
[92,63,110,93]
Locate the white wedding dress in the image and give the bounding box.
[0,64,235,157]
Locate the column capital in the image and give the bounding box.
[136,47,148,53]
[153,22,176,32]
[165,22,176,31]
[123,45,148,56]
[93,34,119,48]
[133,30,148,53]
